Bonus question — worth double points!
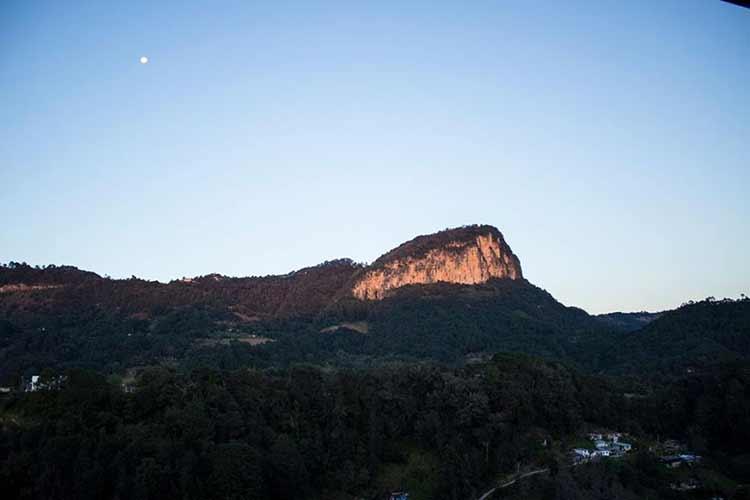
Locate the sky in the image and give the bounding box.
[1,0,748,314]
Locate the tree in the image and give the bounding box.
[208,443,264,500]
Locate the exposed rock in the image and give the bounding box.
[0,283,63,294]
[352,225,522,300]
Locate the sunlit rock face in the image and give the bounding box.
[352,225,523,300]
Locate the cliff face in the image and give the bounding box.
[352,225,522,300]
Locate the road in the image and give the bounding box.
[476,468,550,500]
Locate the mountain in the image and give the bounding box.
[351,225,522,300]
[0,225,578,377]
[0,225,523,319]
[1,226,747,380]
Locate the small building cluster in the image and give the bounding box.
[660,454,702,469]
[572,432,633,463]
[652,440,702,469]
[23,374,65,392]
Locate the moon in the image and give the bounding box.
[139,56,149,65]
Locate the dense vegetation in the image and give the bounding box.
[593,311,661,333]
[0,260,361,320]
[1,355,748,500]
[2,260,749,383]
[0,274,618,381]
[607,298,750,374]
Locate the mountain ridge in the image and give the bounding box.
[0,225,525,313]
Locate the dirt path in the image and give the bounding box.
[476,468,550,500]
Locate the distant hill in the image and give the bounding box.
[606,298,750,375]
[595,311,662,332]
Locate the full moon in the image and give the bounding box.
[139,56,149,64]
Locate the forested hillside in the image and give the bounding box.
[1,355,748,500]
[2,258,749,383]
[0,260,361,321]
[0,274,612,380]
[605,298,750,374]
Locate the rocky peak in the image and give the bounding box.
[352,225,523,300]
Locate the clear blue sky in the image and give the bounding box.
[1,0,748,313]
